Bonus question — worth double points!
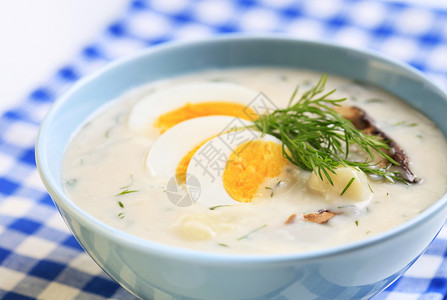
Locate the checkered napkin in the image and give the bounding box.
[1,0,447,299]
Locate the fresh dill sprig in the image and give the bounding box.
[252,74,404,184]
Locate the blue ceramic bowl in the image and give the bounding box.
[36,35,447,299]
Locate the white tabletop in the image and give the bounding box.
[0,0,128,113]
[1,0,446,116]
[1,1,447,299]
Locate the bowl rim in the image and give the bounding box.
[36,34,447,264]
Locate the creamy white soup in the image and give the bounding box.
[61,68,447,254]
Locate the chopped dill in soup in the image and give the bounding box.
[61,68,447,254]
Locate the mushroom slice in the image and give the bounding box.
[335,106,420,183]
[303,209,336,224]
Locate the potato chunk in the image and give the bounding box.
[308,166,372,203]
[175,213,234,241]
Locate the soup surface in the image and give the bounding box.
[61,68,447,254]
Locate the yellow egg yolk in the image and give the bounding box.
[175,128,244,184]
[154,102,257,133]
[222,140,287,202]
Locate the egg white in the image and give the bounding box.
[127,81,259,136]
[145,116,252,180]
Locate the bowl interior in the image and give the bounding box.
[36,36,447,259]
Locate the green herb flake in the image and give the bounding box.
[264,180,281,197]
[367,183,374,193]
[340,177,355,196]
[265,187,275,197]
[337,205,355,209]
[366,230,371,235]
[209,205,230,211]
[118,212,125,219]
[265,186,276,197]
[355,220,359,226]
[218,243,229,248]
[393,120,418,127]
[65,178,78,187]
[116,189,138,196]
[105,127,114,138]
[238,224,267,241]
[118,201,124,208]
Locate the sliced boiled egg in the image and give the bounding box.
[127,82,259,137]
[145,116,252,180]
[186,130,297,207]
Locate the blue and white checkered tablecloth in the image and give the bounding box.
[1,0,447,299]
